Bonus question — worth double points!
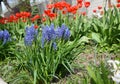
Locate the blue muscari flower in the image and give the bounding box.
[0,30,11,45]
[42,24,56,41]
[63,28,70,40]
[24,24,38,46]
[41,23,70,48]
[41,36,45,48]
[41,24,56,47]
[25,24,38,36]
[24,35,34,46]
[55,27,64,38]
[55,24,70,40]
[52,42,57,50]
[0,30,3,39]
[2,29,11,45]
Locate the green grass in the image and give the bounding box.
[0,45,119,84]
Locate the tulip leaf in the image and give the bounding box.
[91,32,101,43]
[92,23,98,32]
[79,36,90,43]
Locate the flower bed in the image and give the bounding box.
[0,0,120,84]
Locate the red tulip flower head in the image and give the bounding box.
[117,0,120,3]
[77,0,83,3]
[47,4,54,9]
[93,9,97,13]
[116,3,120,8]
[98,6,102,10]
[84,1,90,8]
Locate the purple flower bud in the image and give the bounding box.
[24,24,38,46]
[41,23,70,48]
[41,36,45,48]
[55,27,63,38]
[41,24,56,47]
[2,29,11,45]
[24,35,34,46]
[52,42,57,50]
[63,28,70,40]
[0,30,3,39]
[55,24,70,40]
[25,24,38,36]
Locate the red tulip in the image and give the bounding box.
[26,12,31,17]
[84,1,90,8]
[93,9,97,13]
[0,18,7,24]
[16,13,21,18]
[34,25,39,29]
[62,10,67,14]
[67,7,72,12]
[116,3,120,8]
[98,6,102,10]
[30,18,35,22]
[48,13,57,18]
[44,9,51,15]
[77,3,82,8]
[8,15,18,23]
[81,12,86,16]
[54,1,70,10]
[67,5,78,14]
[30,14,40,22]
[72,10,77,14]
[42,17,46,22]
[117,0,120,3]
[77,0,83,3]
[17,11,31,19]
[47,4,54,9]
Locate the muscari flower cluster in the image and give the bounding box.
[41,23,70,49]
[24,23,70,50]
[24,24,38,46]
[0,29,11,45]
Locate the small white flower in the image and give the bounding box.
[97,13,102,19]
[112,70,120,84]
[0,78,7,84]
[115,60,120,65]
[107,60,119,71]
[107,60,120,84]
[107,60,114,64]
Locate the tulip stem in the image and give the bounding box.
[94,44,98,65]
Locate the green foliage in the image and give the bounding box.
[0,58,32,84]
[69,15,91,40]
[90,7,120,46]
[85,62,114,84]
[19,0,31,12]
[15,25,82,84]
[1,2,120,84]
[0,42,15,60]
